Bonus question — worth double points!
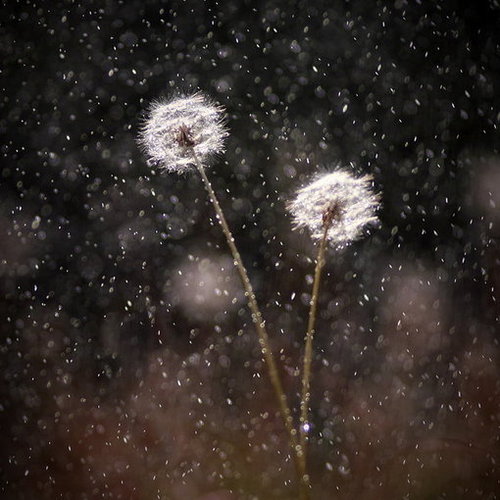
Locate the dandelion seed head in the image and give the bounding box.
[287,169,380,248]
[138,93,228,173]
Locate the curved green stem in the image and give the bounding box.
[190,150,310,499]
[298,223,330,479]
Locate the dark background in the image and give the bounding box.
[1,1,500,498]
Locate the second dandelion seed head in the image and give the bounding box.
[287,169,380,248]
[138,93,228,173]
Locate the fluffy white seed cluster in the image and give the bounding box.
[288,169,380,247]
[138,93,228,172]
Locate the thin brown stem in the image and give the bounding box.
[190,150,310,499]
[298,222,330,478]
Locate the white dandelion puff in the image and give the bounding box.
[287,169,380,247]
[137,92,303,478]
[293,169,380,465]
[138,93,228,173]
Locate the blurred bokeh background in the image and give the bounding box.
[1,1,500,498]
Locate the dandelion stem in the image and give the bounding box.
[299,220,330,478]
[190,149,310,499]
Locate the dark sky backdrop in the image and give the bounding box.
[1,1,500,499]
